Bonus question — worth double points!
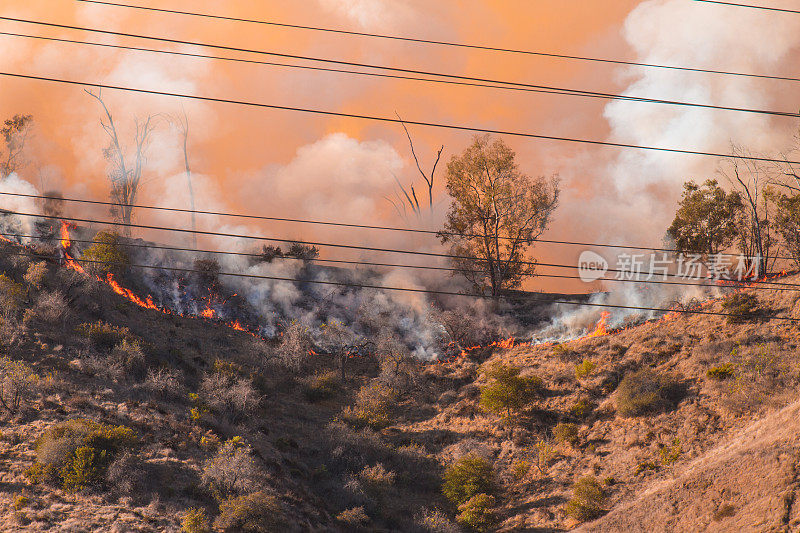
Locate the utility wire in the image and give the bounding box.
[5,210,800,289]
[4,190,800,262]
[75,0,800,83]
[1,71,798,166]
[4,229,798,291]
[1,17,798,119]
[0,31,642,103]
[4,245,799,323]
[694,0,800,14]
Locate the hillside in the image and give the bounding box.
[0,239,798,531]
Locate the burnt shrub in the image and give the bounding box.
[27,419,137,492]
[214,491,287,532]
[721,292,760,323]
[565,476,606,522]
[30,290,70,325]
[199,372,261,422]
[0,273,25,320]
[340,381,397,430]
[442,454,495,507]
[201,438,263,500]
[615,367,682,417]
[77,321,135,351]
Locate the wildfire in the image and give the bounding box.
[60,221,86,275]
[201,307,216,319]
[105,272,160,311]
[586,311,610,338]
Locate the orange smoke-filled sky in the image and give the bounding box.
[0,0,799,293]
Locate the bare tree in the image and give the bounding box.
[167,109,197,248]
[85,89,156,235]
[386,113,443,218]
[0,114,33,178]
[719,144,775,276]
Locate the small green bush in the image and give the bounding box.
[214,492,287,532]
[304,371,340,402]
[0,273,25,319]
[553,422,579,446]
[565,476,605,522]
[659,438,682,465]
[479,363,542,420]
[707,363,736,380]
[510,460,531,481]
[570,398,594,419]
[634,461,660,475]
[442,454,495,507]
[0,357,39,412]
[12,494,28,511]
[77,321,135,351]
[533,440,556,474]
[575,359,596,380]
[80,231,129,275]
[721,292,760,323]
[340,381,397,430]
[24,261,48,289]
[456,493,496,532]
[336,506,369,526]
[28,419,136,492]
[616,367,681,417]
[181,507,211,533]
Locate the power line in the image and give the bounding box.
[1,17,798,119]
[0,31,636,103]
[694,0,800,14]
[4,244,799,323]
[1,70,798,166]
[4,190,800,262]
[75,0,800,84]
[5,209,800,289]
[5,228,797,291]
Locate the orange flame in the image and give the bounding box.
[201,307,216,319]
[587,311,610,338]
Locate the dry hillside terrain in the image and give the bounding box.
[0,240,798,532]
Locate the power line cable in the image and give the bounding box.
[1,70,798,166]
[4,245,799,322]
[4,229,797,291]
[5,209,800,289]
[4,190,800,262]
[693,0,800,14]
[1,16,798,119]
[75,0,800,83]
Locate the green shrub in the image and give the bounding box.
[575,359,596,380]
[565,476,605,522]
[510,460,531,481]
[479,363,542,420]
[0,357,39,412]
[659,438,682,465]
[0,273,25,319]
[456,493,496,532]
[12,494,28,511]
[533,440,556,474]
[336,506,369,526]
[214,492,287,532]
[181,508,211,533]
[442,454,495,507]
[24,261,48,289]
[553,422,579,446]
[707,363,736,380]
[570,398,594,419]
[304,371,340,402]
[77,321,135,351]
[634,461,660,475]
[616,367,681,417]
[340,381,397,430]
[29,419,136,491]
[721,292,760,323]
[80,231,129,275]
